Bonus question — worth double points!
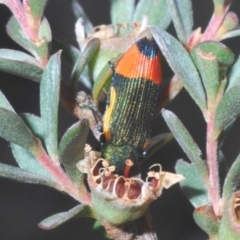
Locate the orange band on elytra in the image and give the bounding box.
[116,44,162,85]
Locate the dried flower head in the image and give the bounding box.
[77,145,184,225]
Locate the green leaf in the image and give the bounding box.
[162,109,208,179]
[0,49,43,82]
[215,85,240,131]
[151,27,206,110]
[38,205,94,229]
[27,0,48,20]
[11,143,53,179]
[6,16,35,57]
[58,120,89,185]
[175,160,209,208]
[220,29,240,41]
[39,17,52,43]
[227,55,240,91]
[219,12,239,36]
[222,153,240,202]
[52,39,92,89]
[0,90,15,112]
[71,38,100,90]
[134,0,171,29]
[190,47,219,99]
[92,60,113,103]
[167,0,193,44]
[68,0,93,34]
[40,52,61,160]
[0,162,56,187]
[89,37,138,82]
[111,0,134,24]
[0,108,38,151]
[20,113,44,141]
[193,204,219,236]
[10,113,48,178]
[192,41,234,67]
[213,0,229,6]
[32,18,51,60]
[213,0,231,15]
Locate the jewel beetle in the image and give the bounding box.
[101,36,162,175]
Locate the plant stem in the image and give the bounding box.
[100,210,158,240]
[206,109,221,217]
[201,6,229,42]
[100,219,134,240]
[34,143,91,205]
[3,0,38,41]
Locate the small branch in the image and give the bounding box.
[205,109,221,217]
[201,6,229,42]
[33,142,91,205]
[3,0,38,41]
[23,0,40,29]
[99,210,157,240]
[100,219,134,240]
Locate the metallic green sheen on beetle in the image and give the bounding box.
[101,37,162,174]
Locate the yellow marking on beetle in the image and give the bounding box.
[103,86,117,141]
